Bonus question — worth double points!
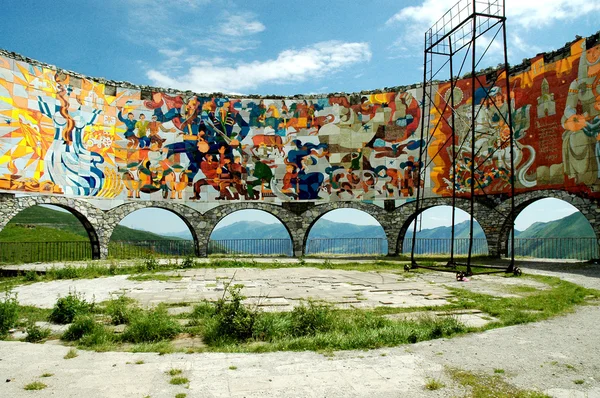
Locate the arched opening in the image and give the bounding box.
[507,197,596,260]
[0,204,99,263]
[209,209,293,256]
[304,209,387,256]
[108,207,198,258]
[400,205,488,256]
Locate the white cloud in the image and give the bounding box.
[192,37,261,53]
[385,0,600,69]
[511,34,542,55]
[218,14,266,37]
[146,41,372,94]
[386,0,600,29]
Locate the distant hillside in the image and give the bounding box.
[2,205,184,242]
[2,205,596,259]
[212,221,290,240]
[510,212,595,259]
[515,212,594,239]
[412,220,485,239]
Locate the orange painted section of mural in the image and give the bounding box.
[429,38,600,198]
[0,35,599,205]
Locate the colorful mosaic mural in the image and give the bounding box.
[428,37,600,198]
[0,35,599,205]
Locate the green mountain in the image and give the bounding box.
[515,212,594,238]
[1,205,596,260]
[211,221,290,240]
[1,205,183,242]
[412,220,485,239]
[510,212,595,259]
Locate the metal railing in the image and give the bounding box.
[108,240,196,259]
[306,238,386,255]
[0,241,92,263]
[403,238,489,256]
[508,237,598,260]
[1,237,598,264]
[208,239,292,256]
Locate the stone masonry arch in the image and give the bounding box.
[203,202,301,256]
[298,201,394,256]
[392,197,496,256]
[495,190,600,257]
[0,194,104,259]
[102,202,205,258]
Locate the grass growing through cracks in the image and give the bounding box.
[447,368,550,397]
[23,381,47,390]
[2,264,598,355]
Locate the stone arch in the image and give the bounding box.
[0,195,104,259]
[392,197,494,256]
[203,202,301,256]
[103,202,204,258]
[496,190,600,257]
[299,201,393,255]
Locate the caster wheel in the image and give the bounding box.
[456,271,465,281]
[404,264,411,272]
[513,267,522,276]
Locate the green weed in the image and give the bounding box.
[49,290,94,324]
[0,291,19,337]
[424,378,445,390]
[122,305,180,343]
[24,381,47,390]
[169,377,189,385]
[448,368,550,397]
[25,323,51,343]
[203,284,256,344]
[64,348,78,359]
[103,295,138,325]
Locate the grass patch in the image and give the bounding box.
[135,360,145,365]
[169,377,189,385]
[131,341,175,355]
[103,294,138,325]
[61,315,114,350]
[122,305,180,343]
[446,275,600,328]
[40,373,53,378]
[64,348,78,359]
[167,368,183,376]
[229,365,237,370]
[0,291,19,337]
[192,284,466,352]
[176,394,187,398]
[424,378,445,390]
[17,306,52,325]
[494,368,505,374]
[573,379,584,385]
[448,368,550,397]
[25,323,51,343]
[49,290,94,324]
[23,381,47,390]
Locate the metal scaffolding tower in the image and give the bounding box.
[409,0,519,278]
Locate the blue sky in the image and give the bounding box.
[2,0,598,234]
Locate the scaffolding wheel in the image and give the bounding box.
[513,267,522,277]
[404,264,411,272]
[456,271,465,281]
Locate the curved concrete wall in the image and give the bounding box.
[0,33,599,211]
